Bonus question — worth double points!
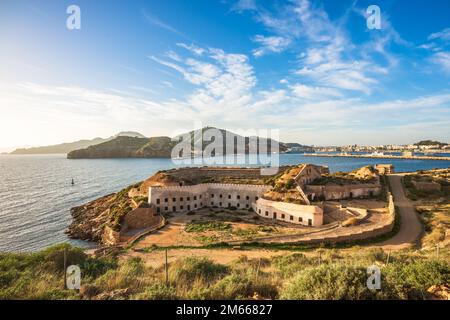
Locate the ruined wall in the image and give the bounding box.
[122,207,159,230]
[305,184,381,201]
[294,164,329,187]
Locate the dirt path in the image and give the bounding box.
[373,174,423,250]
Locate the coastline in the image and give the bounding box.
[304,153,450,161]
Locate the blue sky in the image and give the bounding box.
[0,0,449,149]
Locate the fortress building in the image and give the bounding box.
[147,163,391,227]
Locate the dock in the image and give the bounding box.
[303,153,450,161]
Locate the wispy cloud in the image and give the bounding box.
[176,43,205,56]
[252,35,291,57]
[142,10,185,37]
[428,28,450,42]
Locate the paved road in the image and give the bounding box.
[375,174,423,250]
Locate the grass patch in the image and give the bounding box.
[185,221,232,233]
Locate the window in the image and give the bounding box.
[165,207,168,211]
[165,198,168,203]
[172,206,176,212]
[246,196,249,200]
[237,203,240,207]
[228,195,231,199]
[200,195,202,199]
[237,195,240,199]
[299,217,303,222]
[219,202,222,206]
[156,199,160,204]
[194,196,197,200]
[258,209,261,214]
[172,198,176,202]
[281,214,285,219]
[157,207,160,213]
[290,215,293,221]
[187,197,190,201]
[246,204,249,208]
[255,196,259,201]
[194,204,197,208]
[211,194,214,198]
[265,211,269,216]
[180,197,183,201]
[211,202,214,206]
[187,205,190,210]
[180,205,183,210]
[308,219,312,226]
[200,202,203,206]
[220,194,223,198]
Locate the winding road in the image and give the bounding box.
[374,174,423,250]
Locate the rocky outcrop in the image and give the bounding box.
[66,194,117,242]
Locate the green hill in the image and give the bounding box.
[67,127,298,159]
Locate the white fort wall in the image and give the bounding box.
[148,183,324,226]
[149,183,271,213]
[253,198,323,227]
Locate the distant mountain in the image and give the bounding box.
[67,136,175,159]
[67,127,300,159]
[10,131,147,155]
[10,137,110,155]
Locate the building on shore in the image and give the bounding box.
[147,163,391,227]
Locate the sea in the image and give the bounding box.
[0,153,449,252]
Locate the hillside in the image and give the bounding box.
[10,137,110,155]
[68,127,296,159]
[67,136,175,159]
[10,131,148,155]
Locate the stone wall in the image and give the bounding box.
[149,183,271,213]
[122,207,159,230]
[305,183,381,201]
[163,166,291,184]
[294,164,329,187]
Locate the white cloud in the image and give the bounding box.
[176,43,205,56]
[231,0,257,13]
[142,10,184,37]
[428,28,450,42]
[430,51,450,73]
[252,35,291,57]
[290,84,342,100]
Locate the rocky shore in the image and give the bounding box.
[66,193,118,242]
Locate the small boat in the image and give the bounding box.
[71,178,75,186]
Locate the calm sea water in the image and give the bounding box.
[0,154,449,252]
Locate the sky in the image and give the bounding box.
[0,0,450,150]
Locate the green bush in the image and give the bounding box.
[169,257,229,285]
[280,264,376,300]
[382,260,450,299]
[133,283,177,300]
